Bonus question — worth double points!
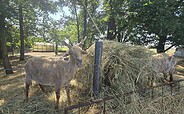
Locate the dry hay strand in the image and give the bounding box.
[105,94,184,114]
[117,95,184,114]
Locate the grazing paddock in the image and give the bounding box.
[1,43,184,114]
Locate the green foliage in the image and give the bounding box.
[61,20,78,43]
[1,0,184,53]
[128,0,184,47]
[58,46,68,52]
[99,0,184,51]
[6,42,11,47]
[0,0,59,50]
[32,37,45,42]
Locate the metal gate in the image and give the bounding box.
[64,79,184,114]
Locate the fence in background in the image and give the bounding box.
[33,42,54,52]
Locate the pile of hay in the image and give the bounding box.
[73,40,155,102]
[71,40,184,114]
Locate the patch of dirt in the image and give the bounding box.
[25,52,57,57]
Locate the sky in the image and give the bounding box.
[50,7,71,20]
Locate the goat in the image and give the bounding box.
[148,53,176,86]
[25,38,87,109]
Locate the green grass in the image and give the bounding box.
[58,46,68,52]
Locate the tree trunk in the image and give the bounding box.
[117,28,122,42]
[55,41,58,55]
[0,41,2,59]
[82,0,87,49]
[107,0,116,40]
[107,17,116,40]
[0,15,13,74]
[19,3,25,60]
[117,32,122,42]
[73,0,80,43]
[42,15,47,42]
[157,36,166,53]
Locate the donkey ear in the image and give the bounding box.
[78,36,87,47]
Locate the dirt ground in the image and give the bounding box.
[0,52,184,114]
[25,52,61,58]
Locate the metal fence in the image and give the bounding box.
[63,79,184,114]
[33,42,54,52]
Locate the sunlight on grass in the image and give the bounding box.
[47,90,67,108]
[175,65,184,75]
[47,92,56,102]
[70,79,83,89]
[149,48,175,55]
[1,84,11,90]
[0,99,5,106]
[176,65,184,69]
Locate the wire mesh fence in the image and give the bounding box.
[64,79,184,114]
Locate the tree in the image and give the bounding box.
[0,0,17,74]
[100,0,184,52]
[19,1,24,60]
[49,27,60,55]
[0,13,13,74]
[0,0,59,74]
[69,0,81,42]
[0,41,2,59]
[128,0,184,52]
[106,0,116,40]
[59,20,79,42]
[59,0,101,48]
[101,0,134,43]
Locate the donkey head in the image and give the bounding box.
[63,37,87,67]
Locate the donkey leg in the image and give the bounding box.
[169,72,173,82]
[65,85,71,105]
[55,87,60,109]
[25,82,30,102]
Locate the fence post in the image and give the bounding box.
[93,39,103,99]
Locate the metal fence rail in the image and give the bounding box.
[63,79,184,114]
